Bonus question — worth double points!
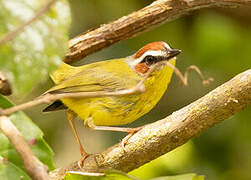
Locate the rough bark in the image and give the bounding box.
[50,70,251,179]
[65,0,251,64]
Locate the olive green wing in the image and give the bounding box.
[43,60,142,112]
[46,66,141,94]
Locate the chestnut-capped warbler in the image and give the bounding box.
[43,41,181,160]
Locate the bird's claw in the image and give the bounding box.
[121,133,134,151]
[121,127,143,151]
[77,153,90,169]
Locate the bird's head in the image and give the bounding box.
[127,41,181,75]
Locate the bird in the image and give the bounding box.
[43,41,181,161]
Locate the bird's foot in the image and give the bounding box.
[77,152,90,169]
[121,126,143,151]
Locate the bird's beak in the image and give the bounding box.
[167,49,181,59]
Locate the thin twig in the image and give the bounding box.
[0,62,161,116]
[0,0,58,46]
[0,62,212,116]
[50,69,251,180]
[0,116,49,180]
[164,62,214,86]
[65,0,251,64]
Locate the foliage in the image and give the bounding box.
[0,95,55,179]
[0,155,31,180]
[0,0,71,95]
[64,170,204,180]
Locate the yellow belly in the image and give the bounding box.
[61,60,175,126]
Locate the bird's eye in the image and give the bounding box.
[143,55,156,66]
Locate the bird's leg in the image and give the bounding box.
[84,118,143,150]
[95,126,143,150]
[67,110,89,167]
[120,127,142,150]
[164,61,214,86]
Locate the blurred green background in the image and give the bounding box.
[6,0,251,179]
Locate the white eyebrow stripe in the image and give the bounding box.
[163,42,171,50]
[131,50,165,67]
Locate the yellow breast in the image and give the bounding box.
[119,59,176,125]
[56,59,175,126]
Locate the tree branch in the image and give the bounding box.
[49,69,251,179]
[65,0,251,64]
[0,71,12,96]
[0,0,58,47]
[0,116,49,180]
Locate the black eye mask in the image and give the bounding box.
[142,55,167,66]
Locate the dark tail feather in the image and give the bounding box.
[43,100,67,112]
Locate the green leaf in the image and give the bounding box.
[0,156,31,180]
[64,170,137,180]
[64,170,204,180]
[0,0,71,95]
[149,173,204,180]
[0,95,55,178]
